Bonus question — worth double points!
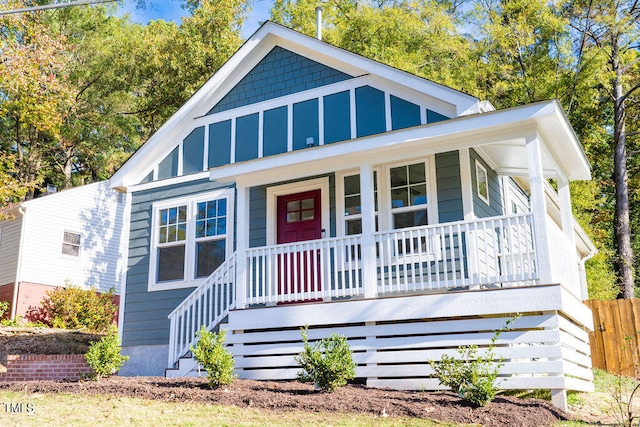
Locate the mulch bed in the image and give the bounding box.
[0,376,575,427]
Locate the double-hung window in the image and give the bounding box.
[389,162,428,229]
[341,171,379,235]
[149,189,233,291]
[62,231,82,257]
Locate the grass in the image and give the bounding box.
[0,391,469,427]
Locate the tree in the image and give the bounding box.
[569,0,640,299]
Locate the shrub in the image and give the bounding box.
[295,326,356,392]
[0,301,9,319]
[429,315,520,407]
[85,327,129,379]
[40,284,117,332]
[190,326,235,388]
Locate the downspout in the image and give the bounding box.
[11,204,27,319]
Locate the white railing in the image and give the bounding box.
[376,213,538,294]
[168,253,236,367]
[245,235,364,304]
[167,213,540,368]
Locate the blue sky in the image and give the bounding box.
[119,0,273,38]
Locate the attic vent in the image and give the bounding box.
[316,6,323,40]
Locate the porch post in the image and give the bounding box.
[557,174,575,245]
[235,184,249,309]
[360,164,377,298]
[526,134,553,284]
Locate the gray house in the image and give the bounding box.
[111,22,595,410]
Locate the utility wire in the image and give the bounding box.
[0,0,117,16]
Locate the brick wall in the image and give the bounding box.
[0,354,92,382]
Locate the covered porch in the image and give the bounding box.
[167,101,593,371]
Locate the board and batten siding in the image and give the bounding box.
[17,181,125,294]
[435,151,464,223]
[0,216,22,286]
[470,149,503,218]
[122,178,234,348]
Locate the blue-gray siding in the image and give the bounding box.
[123,179,234,347]
[391,95,421,130]
[435,151,464,223]
[356,86,386,137]
[323,90,351,144]
[209,47,353,115]
[249,174,336,248]
[470,149,503,218]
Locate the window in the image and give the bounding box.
[149,189,233,291]
[341,172,378,235]
[62,231,81,257]
[389,162,428,228]
[476,161,490,205]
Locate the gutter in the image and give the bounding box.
[11,204,27,319]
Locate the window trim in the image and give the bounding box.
[336,169,380,236]
[61,230,82,258]
[475,160,490,205]
[386,158,438,229]
[148,188,234,292]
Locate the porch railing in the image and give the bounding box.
[168,253,236,367]
[245,235,364,304]
[375,213,538,294]
[167,212,539,367]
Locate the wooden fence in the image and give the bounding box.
[586,299,640,377]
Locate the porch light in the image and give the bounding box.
[306,137,315,147]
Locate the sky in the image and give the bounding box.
[119,0,274,39]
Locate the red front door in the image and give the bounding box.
[277,190,322,300]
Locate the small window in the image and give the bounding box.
[62,231,81,257]
[476,161,490,205]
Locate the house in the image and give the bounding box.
[110,22,596,410]
[0,181,126,319]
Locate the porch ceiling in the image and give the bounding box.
[209,100,590,187]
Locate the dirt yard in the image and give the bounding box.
[0,327,608,426]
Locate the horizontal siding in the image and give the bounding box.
[470,149,503,218]
[0,217,22,285]
[435,151,463,223]
[18,181,125,294]
[122,178,233,347]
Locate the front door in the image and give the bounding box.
[277,189,322,300]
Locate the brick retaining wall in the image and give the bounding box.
[0,354,91,381]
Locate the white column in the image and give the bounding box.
[235,184,250,309]
[557,174,575,245]
[458,148,475,221]
[360,164,377,298]
[526,134,553,284]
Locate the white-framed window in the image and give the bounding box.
[476,161,490,205]
[388,161,430,229]
[148,189,234,291]
[61,231,81,257]
[337,171,379,236]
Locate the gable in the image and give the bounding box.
[111,22,481,190]
[208,47,353,114]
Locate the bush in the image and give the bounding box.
[85,327,128,379]
[40,284,117,332]
[0,301,9,319]
[190,326,235,388]
[295,326,356,392]
[429,315,520,407]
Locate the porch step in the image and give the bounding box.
[165,355,201,378]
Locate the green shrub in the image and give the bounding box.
[0,301,9,319]
[190,326,235,388]
[295,326,356,392]
[85,327,128,379]
[40,284,117,332]
[429,315,520,407]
